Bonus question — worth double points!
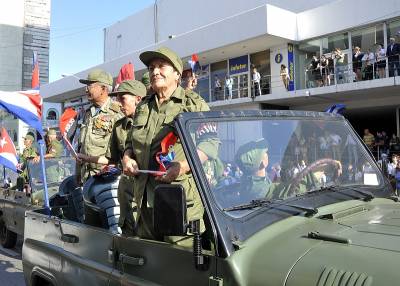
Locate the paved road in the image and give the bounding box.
[0,238,26,286]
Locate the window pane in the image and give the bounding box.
[322,33,349,54]
[210,61,227,101]
[250,50,270,95]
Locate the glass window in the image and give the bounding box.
[387,19,400,40]
[210,60,227,101]
[322,33,349,54]
[351,24,384,52]
[187,118,385,217]
[250,50,270,95]
[297,40,321,89]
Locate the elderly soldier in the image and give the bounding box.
[33,129,63,162]
[78,80,146,234]
[122,47,209,244]
[17,134,38,190]
[77,69,123,184]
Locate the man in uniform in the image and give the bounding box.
[77,79,146,234]
[17,134,38,191]
[34,129,63,161]
[77,69,123,184]
[122,47,209,244]
[141,71,153,95]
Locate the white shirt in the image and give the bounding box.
[225,78,233,87]
[252,71,261,83]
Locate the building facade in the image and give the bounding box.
[0,0,57,149]
[42,0,400,153]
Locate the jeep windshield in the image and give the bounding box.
[185,112,386,218]
[27,157,75,194]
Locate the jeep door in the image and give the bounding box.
[114,235,216,285]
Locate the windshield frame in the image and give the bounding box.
[175,110,392,256]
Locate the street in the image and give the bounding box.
[0,238,25,286]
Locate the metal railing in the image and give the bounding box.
[305,56,400,88]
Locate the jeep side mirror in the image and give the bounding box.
[153,184,187,236]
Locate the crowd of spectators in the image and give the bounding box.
[307,37,400,88]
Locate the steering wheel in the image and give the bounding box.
[286,158,342,197]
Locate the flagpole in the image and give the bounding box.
[38,137,50,215]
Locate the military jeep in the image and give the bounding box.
[22,110,398,286]
[0,157,75,248]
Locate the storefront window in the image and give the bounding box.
[250,50,270,95]
[210,60,227,101]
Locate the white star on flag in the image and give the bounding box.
[0,137,7,148]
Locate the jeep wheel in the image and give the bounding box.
[0,219,17,248]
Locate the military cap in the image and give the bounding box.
[235,139,269,174]
[23,134,34,141]
[109,80,146,98]
[141,71,151,87]
[79,69,113,86]
[140,46,183,75]
[47,129,57,136]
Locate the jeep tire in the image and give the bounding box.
[0,219,17,248]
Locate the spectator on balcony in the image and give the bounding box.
[280,64,290,90]
[214,75,222,100]
[333,48,345,83]
[251,66,261,96]
[225,75,233,100]
[309,55,321,87]
[352,46,364,81]
[320,55,330,86]
[362,49,375,80]
[386,37,400,77]
[363,129,375,151]
[375,44,386,79]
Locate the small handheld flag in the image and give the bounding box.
[156,132,177,173]
[325,104,346,115]
[188,54,201,73]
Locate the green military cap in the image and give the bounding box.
[79,69,113,86]
[110,80,147,98]
[235,139,269,174]
[23,134,34,141]
[140,46,183,75]
[47,129,57,136]
[141,71,150,88]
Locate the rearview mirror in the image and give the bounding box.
[153,184,187,236]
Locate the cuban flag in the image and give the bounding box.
[188,54,201,74]
[0,128,19,172]
[32,51,40,90]
[0,90,43,135]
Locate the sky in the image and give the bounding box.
[49,0,154,83]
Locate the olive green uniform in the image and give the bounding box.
[47,139,63,157]
[105,116,135,235]
[46,139,64,183]
[78,97,123,183]
[126,86,209,240]
[19,146,37,183]
[197,137,224,187]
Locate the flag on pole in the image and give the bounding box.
[115,62,134,90]
[0,90,43,135]
[0,128,19,172]
[59,108,78,157]
[188,54,201,73]
[32,51,40,90]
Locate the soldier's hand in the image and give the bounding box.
[156,161,181,183]
[32,156,40,163]
[76,153,86,163]
[122,155,139,176]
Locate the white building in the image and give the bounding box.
[42,0,400,142]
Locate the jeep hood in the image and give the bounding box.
[217,198,400,286]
